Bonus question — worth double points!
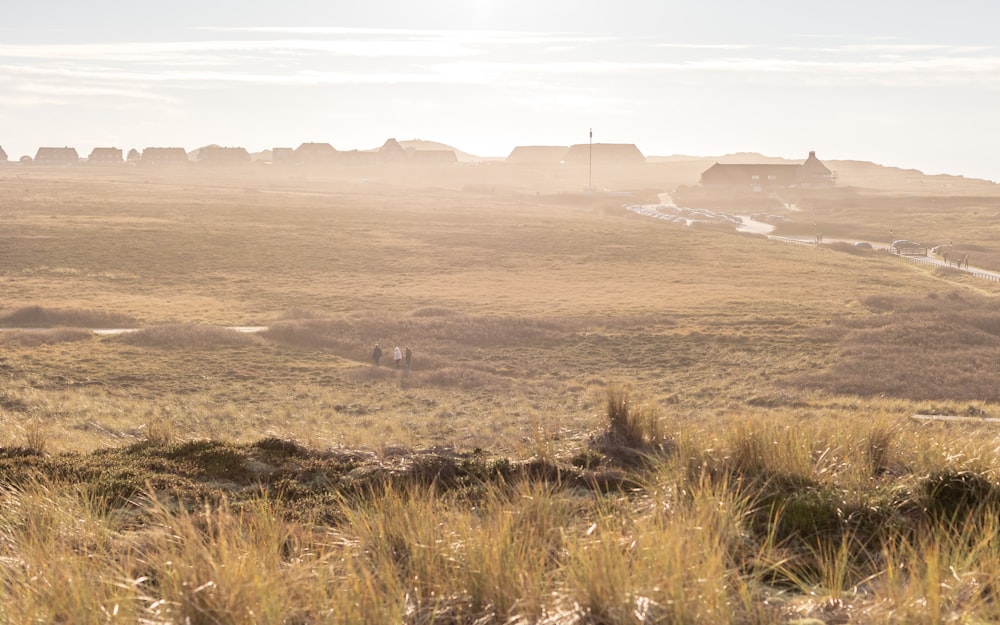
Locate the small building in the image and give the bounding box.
[196,146,251,165]
[0,145,7,163]
[87,147,123,165]
[34,147,80,165]
[140,147,189,167]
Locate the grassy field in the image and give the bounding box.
[2,164,1000,623]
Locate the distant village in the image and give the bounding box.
[0,138,835,191]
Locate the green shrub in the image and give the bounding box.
[919,470,1000,523]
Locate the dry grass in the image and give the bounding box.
[0,327,94,347]
[3,417,1000,623]
[795,290,1000,401]
[1,166,1000,621]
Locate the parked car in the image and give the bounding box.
[854,241,873,249]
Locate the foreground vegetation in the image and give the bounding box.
[5,399,1000,624]
[2,166,1000,622]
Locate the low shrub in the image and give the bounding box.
[0,305,138,328]
[0,327,94,347]
[919,470,1000,523]
[115,325,260,349]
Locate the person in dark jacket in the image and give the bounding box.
[404,346,412,371]
[372,343,382,366]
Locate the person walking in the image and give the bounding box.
[372,343,382,366]
[393,346,402,369]
[404,346,412,371]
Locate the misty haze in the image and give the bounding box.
[2,2,1000,623]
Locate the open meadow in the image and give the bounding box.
[2,163,1000,623]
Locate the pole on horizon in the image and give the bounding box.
[588,128,593,192]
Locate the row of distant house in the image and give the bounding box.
[0,145,234,166]
[1,140,650,168]
[0,140,835,190]
[0,138,459,167]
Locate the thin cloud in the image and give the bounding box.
[652,43,754,50]
[197,25,616,45]
[0,38,478,63]
[16,82,172,101]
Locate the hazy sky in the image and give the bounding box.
[2,0,999,180]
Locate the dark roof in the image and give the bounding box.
[34,147,80,162]
[295,142,338,155]
[507,146,569,163]
[380,138,404,152]
[294,143,339,163]
[700,152,833,186]
[140,147,189,164]
[801,150,832,176]
[197,146,250,162]
[88,147,123,161]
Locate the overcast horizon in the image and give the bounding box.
[3,1,999,181]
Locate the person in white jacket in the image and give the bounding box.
[393,346,403,369]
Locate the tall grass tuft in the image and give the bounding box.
[863,419,898,477]
[603,385,664,449]
[23,418,48,453]
[137,491,323,625]
[143,416,175,446]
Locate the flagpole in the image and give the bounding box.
[588,128,593,191]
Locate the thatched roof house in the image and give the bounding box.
[379,138,406,162]
[88,147,123,164]
[0,145,7,162]
[140,147,189,166]
[293,142,339,164]
[34,147,80,165]
[196,146,251,165]
[799,151,833,183]
[700,151,834,189]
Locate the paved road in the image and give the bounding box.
[627,200,1000,283]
